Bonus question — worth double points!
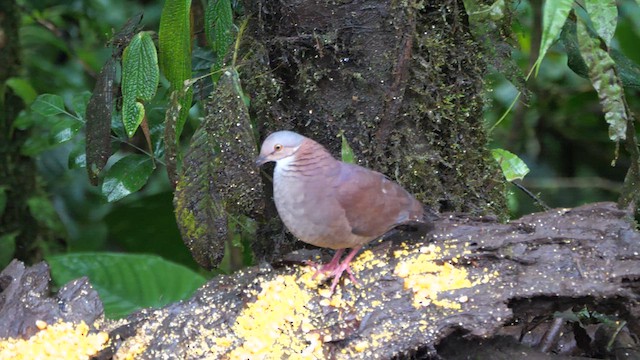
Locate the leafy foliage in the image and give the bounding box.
[174,70,261,270]
[47,253,206,318]
[159,0,193,139]
[121,31,159,137]
[492,149,530,182]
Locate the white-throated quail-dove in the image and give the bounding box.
[256,130,425,293]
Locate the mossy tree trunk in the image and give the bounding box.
[238,0,507,261]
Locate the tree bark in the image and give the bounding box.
[236,0,508,262]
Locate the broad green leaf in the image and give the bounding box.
[122,32,159,102]
[71,91,92,120]
[122,100,146,138]
[101,154,154,202]
[534,0,573,76]
[86,58,117,184]
[47,252,207,318]
[159,0,193,138]
[576,19,627,141]
[206,0,234,57]
[584,0,617,47]
[491,148,530,181]
[50,118,81,144]
[121,31,159,137]
[340,132,355,164]
[6,77,37,105]
[31,94,66,116]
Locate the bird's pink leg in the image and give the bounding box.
[327,246,363,293]
[309,249,344,279]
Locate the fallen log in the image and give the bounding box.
[1,202,639,359]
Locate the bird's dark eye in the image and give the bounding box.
[274,144,283,151]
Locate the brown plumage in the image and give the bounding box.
[256,130,424,293]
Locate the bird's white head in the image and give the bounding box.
[255,130,307,166]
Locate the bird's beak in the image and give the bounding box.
[255,155,268,166]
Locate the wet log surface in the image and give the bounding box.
[1,202,639,359]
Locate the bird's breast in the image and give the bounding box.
[272,159,363,249]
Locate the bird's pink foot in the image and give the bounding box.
[310,246,362,293]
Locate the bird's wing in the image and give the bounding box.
[333,163,422,238]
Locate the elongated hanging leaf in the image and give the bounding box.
[205,0,234,57]
[48,252,206,318]
[491,149,530,182]
[101,154,154,202]
[121,31,160,137]
[86,57,117,184]
[174,70,261,269]
[159,0,193,138]
[576,19,628,141]
[534,0,573,75]
[561,21,640,89]
[31,94,66,116]
[584,0,617,47]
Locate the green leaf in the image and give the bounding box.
[121,31,160,137]
[561,21,640,89]
[534,0,573,75]
[6,77,37,105]
[491,148,530,182]
[584,0,617,47]
[340,131,356,164]
[576,19,628,141]
[31,94,66,116]
[206,0,234,57]
[159,0,193,138]
[50,117,81,144]
[122,100,146,138]
[47,253,207,319]
[71,91,92,120]
[101,154,154,202]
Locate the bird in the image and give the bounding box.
[256,130,426,293]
